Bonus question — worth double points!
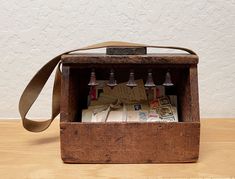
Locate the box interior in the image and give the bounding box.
[61,64,197,123]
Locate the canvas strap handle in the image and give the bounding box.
[19,41,196,132]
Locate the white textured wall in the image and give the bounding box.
[1,0,235,119]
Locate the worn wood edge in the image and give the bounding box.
[62,53,198,57]
[60,122,201,132]
[61,54,198,65]
[62,159,199,164]
[60,121,200,126]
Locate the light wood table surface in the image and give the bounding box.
[0,119,235,178]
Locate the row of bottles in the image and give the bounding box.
[88,69,174,89]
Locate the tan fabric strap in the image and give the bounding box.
[19,41,196,132]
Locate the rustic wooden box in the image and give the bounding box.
[60,49,200,163]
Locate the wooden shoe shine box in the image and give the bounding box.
[59,47,200,164]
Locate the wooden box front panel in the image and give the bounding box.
[60,122,200,163]
[60,53,200,163]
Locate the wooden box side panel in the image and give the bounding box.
[189,65,200,122]
[61,65,89,122]
[60,122,200,163]
[178,65,200,122]
[60,66,71,122]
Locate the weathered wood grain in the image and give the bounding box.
[61,53,198,65]
[189,65,200,122]
[60,122,200,163]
